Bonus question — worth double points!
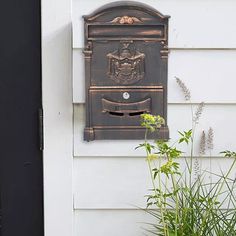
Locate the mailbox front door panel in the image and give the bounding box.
[91,41,163,86]
[83,2,170,141]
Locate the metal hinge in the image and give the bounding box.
[38,108,44,151]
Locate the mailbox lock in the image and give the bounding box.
[123,92,130,100]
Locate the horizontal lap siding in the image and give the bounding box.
[73,49,236,103]
[73,0,236,49]
[73,104,236,157]
[73,158,235,235]
[72,1,236,236]
[73,210,153,236]
[73,157,234,209]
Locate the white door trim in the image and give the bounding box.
[41,0,73,235]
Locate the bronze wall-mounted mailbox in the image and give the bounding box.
[83,1,170,141]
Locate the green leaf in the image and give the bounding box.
[168,232,176,236]
[153,170,159,179]
[146,202,153,208]
[135,143,145,150]
[178,129,192,144]
[220,150,236,157]
[179,137,185,144]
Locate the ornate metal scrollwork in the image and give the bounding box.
[111,16,142,24]
[160,41,169,59]
[107,43,145,85]
[83,41,93,58]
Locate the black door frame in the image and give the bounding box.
[0,0,44,235]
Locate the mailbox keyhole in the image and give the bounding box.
[123,92,130,100]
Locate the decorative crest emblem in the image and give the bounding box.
[107,43,145,85]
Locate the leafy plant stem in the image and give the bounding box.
[209,150,212,196]
[144,130,168,236]
[171,172,179,236]
[189,101,194,187]
[139,108,236,236]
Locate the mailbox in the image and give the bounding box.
[83,1,170,141]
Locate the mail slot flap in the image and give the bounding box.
[88,24,166,40]
[102,98,151,114]
[89,88,164,127]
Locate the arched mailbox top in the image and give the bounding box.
[83,1,170,22]
[83,1,170,42]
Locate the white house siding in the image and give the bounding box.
[72,0,236,235]
[42,1,236,236]
[72,0,236,49]
[73,49,236,104]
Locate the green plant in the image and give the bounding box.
[136,79,236,236]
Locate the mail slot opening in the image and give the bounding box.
[109,111,124,116]
[108,110,146,117]
[129,111,145,116]
[88,25,165,40]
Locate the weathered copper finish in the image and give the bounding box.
[83,1,170,141]
[111,16,142,24]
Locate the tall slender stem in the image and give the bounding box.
[144,130,168,236]
[199,157,236,234]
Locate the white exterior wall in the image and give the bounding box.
[42,1,236,236]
